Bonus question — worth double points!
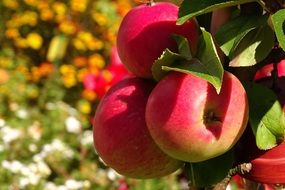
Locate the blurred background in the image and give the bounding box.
[0,0,188,189]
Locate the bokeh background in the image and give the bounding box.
[0,0,188,189]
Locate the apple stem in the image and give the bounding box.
[212,163,252,190]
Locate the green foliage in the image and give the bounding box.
[185,150,234,188]
[153,29,224,93]
[272,9,285,51]
[244,82,285,150]
[177,0,255,25]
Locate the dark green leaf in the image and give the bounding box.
[229,25,275,67]
[244,82,285,150]
[272,9,285,51]
[172,34,193,59]
[177,0,255,25]
[186,150,234,188]
[215,15,269,57]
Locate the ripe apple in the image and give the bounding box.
[117,2,199,78]
[234,59,285,184]
[146,71,249,162]
[93,77,183,179]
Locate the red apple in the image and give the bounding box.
[234,59,285,184]
[117,2,199,78]
[146,71,249,162]
[93,77,183,179]
[235,126,285,184]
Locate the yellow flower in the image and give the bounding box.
[82,89,97,102]
[22,11,38,26]
[88,54,105,69]
[52,2,67,16]
[77,100,91,114]
[60,65,76,75]
[5,28,20,39]
[73,38,86,51]
[3,0,19,9]
[14,37,28,48]
[26,33,43,50]
[40,9,54,21]
[77,68,88,82]
[86,38,104,50]
[59,20,77,35]
[62,75,77,88]
[24,0,38,7]
[71,0,89,12]
[92,13,108,26]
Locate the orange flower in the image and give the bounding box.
[0,69,10,84]
[82,89,97,102]
[73,56,88,68]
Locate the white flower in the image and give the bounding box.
[28,121,42,140]
[80,130,93,146]
[1,160,10,169]
[29,144,38,152]
[19,177,30,188]
[1,126,22,144]
[107,168,120,181]
[16,109,28,119]
[65,179,84,189]
[36,160,51,176]
[44,182,58,190]
[65,116,81,134]
[0,119,5,128]
[10,160,24,173]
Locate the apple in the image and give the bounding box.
[145,71,249,162]
[234,59,285,184]
[117,2,199,78]
[107,46,132,85]
[93,77,183,179]
[235,126,285,184]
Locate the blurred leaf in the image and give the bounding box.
[272,9,285,51]
[215,15,269,57]
[244,82,285,150]
[177,0,255,25]
[47,35,69,63]
[229,25,275,67]
[186,150,234,188]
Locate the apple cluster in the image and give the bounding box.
[93,2,249,179]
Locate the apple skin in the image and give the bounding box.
[145,71,249,162]
[235,127,285,184]
[93,77,183,179]
[117,2,199,78]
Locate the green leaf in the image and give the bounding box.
[244,82,285,150]
[177,0,256,25]
[229,25,275,67]
[162,28,224,93]
[272,9,285,51]
[151,49,185,81]
[215,15,269,57]
[195,28,224,93]
[186,150,234,188]
[172,34,193,60]
[152,30,223,93]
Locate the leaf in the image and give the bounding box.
[47,35,68,63]
[177,0,255,25]
[272,9,285,51]
[195,28,224,93]
[152,30,224,94]
[215,15,269,57]
[151,49,184,81]
[229,25,275,67]
[186,150,234,188]
[244,82,285,150]
[172,34,192,60]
